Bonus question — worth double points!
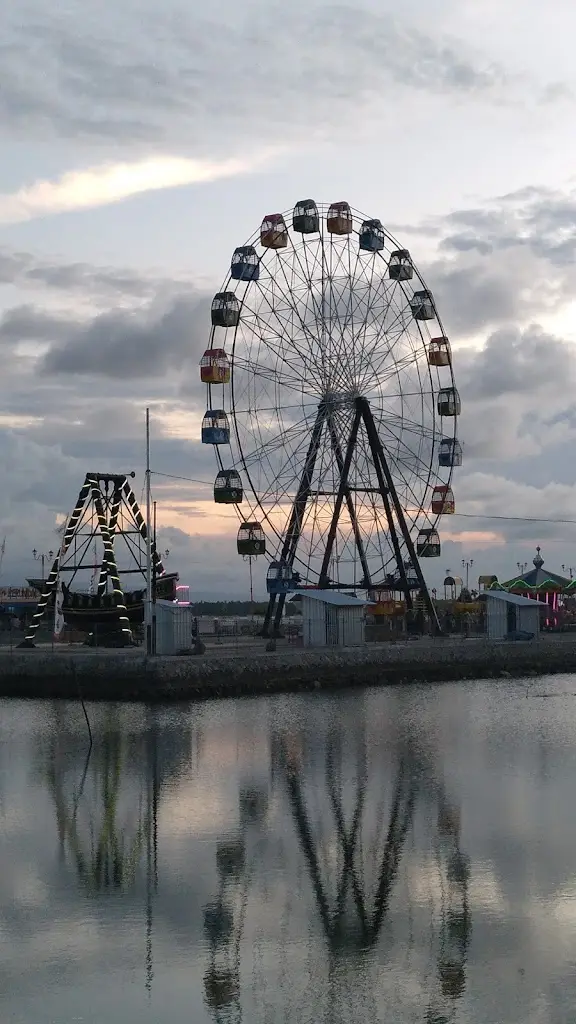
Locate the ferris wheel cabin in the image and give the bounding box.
[327,202,353,235]
[260,214,288,249]
[214,469,243,504]
[266,560,296,594]
[428,337,451,367]
[437,387,460,417]
[211,292,240,328]
[439,438,462,467]
[416,528,441,557]
[237,522,266,557]
[431,484,455,515]
[292,200,319,234]
[359,219,385,252]
[388,249,413,281]
[410,290,435,320]
[201,410,230,445]
[200,348,231,385]
[231,246,260,282]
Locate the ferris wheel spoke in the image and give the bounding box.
[271,248,329,383]
[358,288,418,389]
[238,281,326,392]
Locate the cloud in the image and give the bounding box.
[392,184,576,337]
[38,295,211,378]
[0,246,180,299]
[0,152,277,225]
[0,0,514,149]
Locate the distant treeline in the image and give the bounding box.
[190,600,301,617]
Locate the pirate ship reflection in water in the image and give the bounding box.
[42,706,197,990]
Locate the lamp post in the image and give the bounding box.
[461,558,474,591]
[517,561,528,575]
[562,565,574,579]
[32,548,54,580]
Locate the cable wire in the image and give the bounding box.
[151,470,576,528]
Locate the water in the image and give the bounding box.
[2,678,576,1023]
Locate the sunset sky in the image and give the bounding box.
[3,0,576,597]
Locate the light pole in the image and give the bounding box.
[461,558,474,590]
[33,548,54,580]
[562,565,574,579]
[517,561,528,575]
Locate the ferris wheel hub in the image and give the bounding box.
[321,389,361,410]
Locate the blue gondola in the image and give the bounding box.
[438,438,463,467]
[231,246,259,282]
[266,560,296,594]
[359,218,385,252]
[201,410,230,445]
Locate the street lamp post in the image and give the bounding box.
[562,565,574,579]
[32,548,54,580]
[517,561,528,575]
[462,558,474,590]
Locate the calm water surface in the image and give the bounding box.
[2,678,576,1023]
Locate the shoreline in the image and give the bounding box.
[0,635,575,701]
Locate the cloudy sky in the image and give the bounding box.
[2,0,576,597]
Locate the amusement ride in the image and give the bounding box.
[200,200,461,634]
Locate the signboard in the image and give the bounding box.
[0,587,38,603]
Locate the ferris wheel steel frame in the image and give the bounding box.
[206,203,459,636]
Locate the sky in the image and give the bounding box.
[2,0,576,598]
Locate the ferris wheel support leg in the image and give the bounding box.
[358,402,413,610]
[359,399,442,635]
[262,403,327,637]
[370,768,416,943]
[318,405,362,588]
[326,409,372,589]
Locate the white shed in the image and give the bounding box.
[481,591,546,640]
[291,590,367,648]
[154,600,194,654]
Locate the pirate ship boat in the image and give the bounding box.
[21,472,178,646]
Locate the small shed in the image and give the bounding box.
[480,591,547,640]
[154,600,194,654]
[291,590,367,648]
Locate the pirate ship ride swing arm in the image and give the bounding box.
[20,472,178,647]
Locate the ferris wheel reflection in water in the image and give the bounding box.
[40,703,471,1022]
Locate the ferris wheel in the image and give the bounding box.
[199,201,462,634]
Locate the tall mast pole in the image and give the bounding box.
[145,407,152,655]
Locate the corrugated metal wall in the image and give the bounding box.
[486,599,540,639]
[154,602,193,654]
[486,597,508,639]
[302,599,365,647]
[338,606,365,646]
[302,596,327,647]
[517,605,540,636]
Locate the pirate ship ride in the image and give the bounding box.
[21,472,178,646]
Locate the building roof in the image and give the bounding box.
[291,589,367,607]
[501,546,570,591]
[480,591,548,608]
